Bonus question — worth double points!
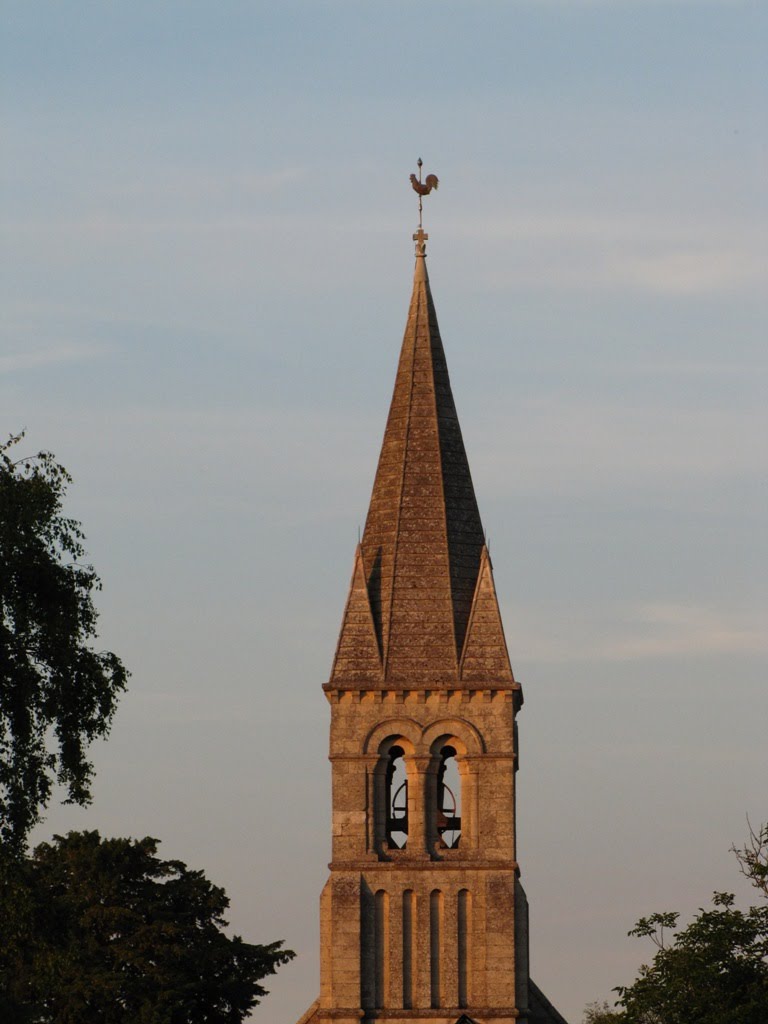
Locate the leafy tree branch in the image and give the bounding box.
[0,433,128,850]
[732,819,768,901]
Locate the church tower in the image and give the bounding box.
[296,203,568,1024]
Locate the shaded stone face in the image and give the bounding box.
[296,248,569,1024]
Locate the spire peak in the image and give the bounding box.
[413,227,429,272]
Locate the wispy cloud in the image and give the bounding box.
[450,213,766,296]
[0,343,109,375]
[125,690,255,726]
[473,395,767,499]
[106,166,307,205]
[508,600,768,664]
[615,248,760,295]
[600,601,768,659]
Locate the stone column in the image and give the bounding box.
[442,888,459,1008]
[405,755,431,856]
[413,887,431,1009]
[458,754,480,852]
[388,882,403,1009]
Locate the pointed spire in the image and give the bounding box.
[357,239,487,684]
[326,196,519,690]
[460,546,514,683]
[330,546,383,683]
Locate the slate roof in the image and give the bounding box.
[528,979,571,1024]
[329,246,514,688]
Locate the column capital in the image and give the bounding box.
[403,754,432,772]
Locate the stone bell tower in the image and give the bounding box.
[296,213,568,1024]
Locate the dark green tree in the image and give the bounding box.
[583,824,768,1024]
[0,830,295,1023]
[0,436,294,1018]
[614,893,768,1024]
[582,1000,622,1023]
[0,433,127,849]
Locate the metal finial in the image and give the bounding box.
[409,159,439,255]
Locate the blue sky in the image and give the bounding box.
[3,2,767,1020]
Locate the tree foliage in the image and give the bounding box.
[0,439,294,1015]
[733,820,768,900]
[582,1000,622,1023]
[0,830,295,1023]
[582,824,768,1024]
[0,433,127,849]
[615,893,768,1024]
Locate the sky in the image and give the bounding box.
[2,1,767,1020]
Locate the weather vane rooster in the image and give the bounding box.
[409,167,439,197]
[410,158,439,238]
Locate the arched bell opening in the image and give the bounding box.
[436,744,462,849]
[385,745,408,849]
[373,738,413,853]
[426,735,469,855]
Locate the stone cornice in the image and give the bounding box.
[327,859,520,873]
